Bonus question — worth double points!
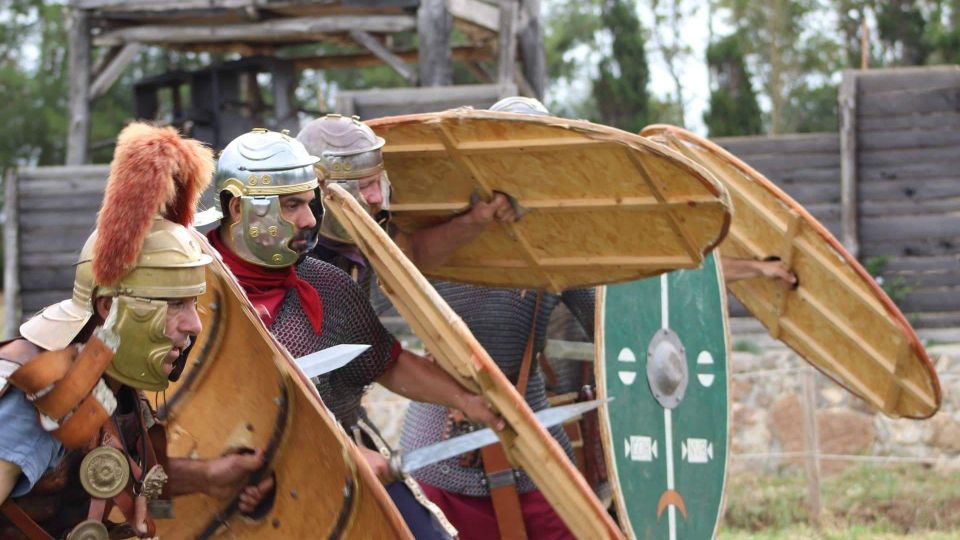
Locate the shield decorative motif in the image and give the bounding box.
[596,252,730,540]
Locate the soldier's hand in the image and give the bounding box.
[759,261,798,290]
[238,474,275,514]
[360,447,395,484]
[204,449,265,500]
[459,394,506,432]
[465,193,518,226]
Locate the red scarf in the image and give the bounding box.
[207,229,323,334]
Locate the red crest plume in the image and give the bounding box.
[93,123,213,286]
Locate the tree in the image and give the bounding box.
[592,0,650,132]
[649,0,696,127]
[703,33,763,136]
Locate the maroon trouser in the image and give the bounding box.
[419,483,575,540]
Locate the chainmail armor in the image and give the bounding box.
[270,258,398,429]
[400,283,595,496]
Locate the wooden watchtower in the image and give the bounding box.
[66,0,545,162]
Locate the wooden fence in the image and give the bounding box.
[4,66,960,335]
[714,66,960,328]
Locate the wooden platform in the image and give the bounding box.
[642,125,941,419]
[367,109,732,292]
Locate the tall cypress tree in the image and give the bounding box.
[592,0,650,133]
[703,33,762,137]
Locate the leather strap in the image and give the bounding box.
[8,349,73,395]
[34,338,113,420]
[0,500,54,540]
[478,290,543,539]
[515,292,542,396]
[479,444,527,540]
[51,392,111,449]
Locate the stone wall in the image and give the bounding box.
[364,337,960,476]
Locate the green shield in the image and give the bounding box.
[597,252,730,540]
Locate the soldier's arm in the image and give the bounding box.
[166,450,267,504]
[721,256,797,289]
[0,459,20,503]
[376,350,504,430]
[394,193,517,272]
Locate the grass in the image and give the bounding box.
[719,464,960,537]
[733,339,763,355]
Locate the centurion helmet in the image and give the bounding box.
[214,128,323,267]
[21,123,214,391]
[297,114,391,243]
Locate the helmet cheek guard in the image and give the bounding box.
[214,129,323,268]
[101,296,175,392]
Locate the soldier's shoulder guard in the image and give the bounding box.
[3,337,117,449]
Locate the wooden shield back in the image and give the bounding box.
[641,125,940,419]
[367,109,732,292]
[322,184,625,539]
[154,232,411,538]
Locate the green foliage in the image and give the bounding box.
[704,33,763,136]
[732,339,763,354]
[592,0,650,132]
[722,465,960,535]
[864,256,914,307]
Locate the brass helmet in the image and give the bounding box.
[489,96,551,116]
[214,128,323,267]
[21,123,214,391]
[296,114,391,243]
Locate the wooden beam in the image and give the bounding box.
[513,64,535,97]
[90,42,142,99]
[417,0,452,86]
[4,170,20,339]
[90,45,122,82]
[66,9,90,165]
[348,29,417,84]
[839,70,859,258]
[293,45,493,71]
[497,0,518,87]
[448,0,500,31]
[93,15,416,46]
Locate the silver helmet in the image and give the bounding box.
[489,96,550,116]
[297,114,391,243]
[214,128,323,267]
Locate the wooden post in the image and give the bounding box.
[516,0,545,99]
[417,0,452,86]
[66,9,91,165]
[839,71,859,258]
[272,60,298,132]
[497,0,519,88]
[4,169,20,339]
[802,368,822,525]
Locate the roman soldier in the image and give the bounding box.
[207,128,501,539]
[0,123,269,539]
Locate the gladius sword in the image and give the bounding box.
[293,344,371,378]
[391,398,613,477]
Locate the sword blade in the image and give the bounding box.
[400,398,612,475]
[294,344,370,379]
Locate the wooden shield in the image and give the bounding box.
[366,109,732,292]
[322,184,625,539]
[641,125,940,419]
[597,253,730,540]
[154,231,411,538]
